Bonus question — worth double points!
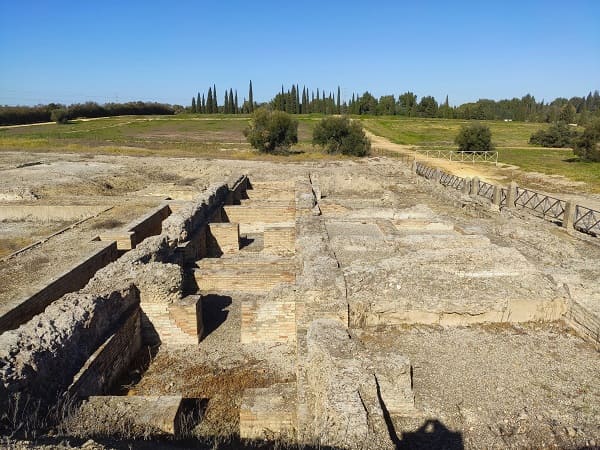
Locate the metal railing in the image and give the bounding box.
[409,160,598,238]
[574,205,600,236]
[477,181,495,201]
[415,149,498,166]
[439,172,465,190]
[514,187,566,221]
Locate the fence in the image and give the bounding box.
[412,161,599,238]
[415,149,498,166]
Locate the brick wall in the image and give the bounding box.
[241,295,296,343]
[69,308,142,398]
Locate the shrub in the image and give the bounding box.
[312,116,371,156]
[573,119,600,162]
[243,108,298,153]
[50,108,69,124]
[529,122,578,148]
[455,123,493,153]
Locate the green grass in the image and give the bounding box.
[0,115,331,161]
[362,115,600,192]
[360,115,552,147]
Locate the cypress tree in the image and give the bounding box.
[248,80,254,112]
[290,85,297,114]
[207,88,213,114]
[337,86,341,114]
[201,94,206,114]
[234,90,239,114]
[229,88,235,114]
[213,84,218,112]
[296,84,300,114]
[191,96,197,113]
[197,93,201,113]
[224,91,229,114]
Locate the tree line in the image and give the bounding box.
[0,101,174,126]
[186,82,600,125]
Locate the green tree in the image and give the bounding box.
[398,92,417,116]
[312,116,371,156]
[197,93,201,113]
[455,123,494,152]
[234,91,239,114]
[213,84,218,112]
[244,108,298,153]
[529,122,578,148]
[337,86,341,114]
[51,108,69,124]
[248,80,254,112]
[201,94,206,114]
[229,88,235,114]
[573,119,600,161]
[224,90,229,114]
[207,88,213,114]
[377,95,396,115]
[417,96,438,117]
[191,97,197,113]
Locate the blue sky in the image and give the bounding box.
[1,1,599,106]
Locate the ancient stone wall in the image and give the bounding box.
[0,241,118,333]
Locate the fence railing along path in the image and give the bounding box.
[413,160,600,237]
[415,149,499,166]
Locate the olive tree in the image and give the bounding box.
[312,116,370,157]
[244,108,298,153]
[455,123,493,153]
[573,119,600,162]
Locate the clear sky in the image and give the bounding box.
[1,0,599,106]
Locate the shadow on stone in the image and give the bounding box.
[201,294,232,338]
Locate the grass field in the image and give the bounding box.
[361,116,600,192]
[0,114,323,160]
[2,114,598,191]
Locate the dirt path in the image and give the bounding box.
[366,130,600,211]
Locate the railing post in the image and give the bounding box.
[471,177,480,195]
[492,185,502,206]
[506,181,518,208]
[563,201,575,230]
[462,177,471,195]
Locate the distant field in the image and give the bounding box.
[0,114,322,160]
[361,116,600,192]
[360,116,550,147]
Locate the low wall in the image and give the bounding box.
[68,395,187,437]
[99,204,172,250]
[0,205,105,222]
[68,308,142,399]
[0,284,139,416]
[223,205,295,225]
[0,241,119,334]
[240,383,297,440]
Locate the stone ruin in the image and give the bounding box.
[0,161,599,448]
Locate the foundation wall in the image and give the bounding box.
[194,268,295,293]
[241,296,296,343]
[223,205,295,224]
[240,383,297,440]
[0,205,105,221]
[0,284,139,415]
[68,308,142,399]
[0,241,119,334]
[263,225,295,254]
[99,204,171,250]
[141,300,200,346]
[208,223,240,255]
